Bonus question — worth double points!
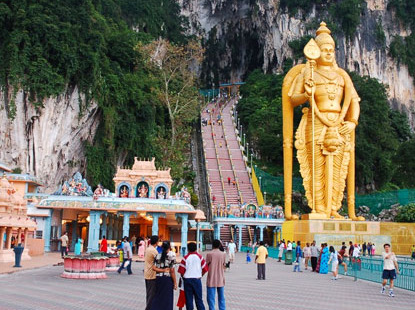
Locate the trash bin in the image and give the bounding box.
[13,244,24,268]
[285,250,293,265]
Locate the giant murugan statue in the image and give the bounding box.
[283,22,364,221]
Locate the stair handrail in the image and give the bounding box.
[210,108,228,208]
[230,102,257,205]
[221,98,243,205]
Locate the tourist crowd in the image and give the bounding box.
[100,235,404,309]
[275,239,400,297]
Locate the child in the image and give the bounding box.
[246,250,251,263]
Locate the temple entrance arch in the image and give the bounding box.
[136,181,149,198]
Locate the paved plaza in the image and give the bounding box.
[0,253,414,310]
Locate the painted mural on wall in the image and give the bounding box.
[53,172,93,196]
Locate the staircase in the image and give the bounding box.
[201,98,257,210]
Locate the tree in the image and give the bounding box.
[395,203,415,223]
[139,39,204,146]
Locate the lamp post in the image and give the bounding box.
[259,176,262,191]
[243,134,246,150]
[240,125,243,140]
[264,192,267,205]
[251,152,253,168]
[195,210,206,253]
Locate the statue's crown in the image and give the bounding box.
[315,21,335,47]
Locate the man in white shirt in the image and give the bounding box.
[381,243,399,297]
[352,244,360,258]
[227,240,237,263]
[278,241,285,262]
[287,241,293,251]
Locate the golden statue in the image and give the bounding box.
[282,22,364,221]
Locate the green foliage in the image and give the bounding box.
[11,167,22,174]
[388,1,415,79]
[280,0,364,40]
[288,35,313,62]
[395,203,415,222]
[392,138,415,188]
[0,0,192,190]
[375,19,386,46]
[388,0,415,29]
[389,33,415,79]
[237,70,302,174]
[350,72,407,190]
[329,0,364,40]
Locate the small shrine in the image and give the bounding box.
[0,175,37,262]
[53,172,94,196]
[113,157,173,199]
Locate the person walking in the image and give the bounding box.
[328,246,339,280]
[131,235,137,254]
[206,239,226,310]
[149,241,177,310]
[319,243,329,274]
[144,235,159,310]
[367,242,372,257]
[362,242,367,256]
[293,241,303,272]
[117,236,133,275]
[278,241,285,262]
[338,245,348,275]
[348,241,354,266]
[310,241,318,272]
[100,235,108,253]
[178,242,208,310]
[60,232,69,258]
[255,241,268,280]
[303,242,311,270]
[381,243,399,297]
[227,240,236,263]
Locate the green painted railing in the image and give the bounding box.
[241,246,415,291]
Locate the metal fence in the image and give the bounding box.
[241,246,415,291]
[253,166,415,214]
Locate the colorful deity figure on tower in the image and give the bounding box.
[282,22,364,221]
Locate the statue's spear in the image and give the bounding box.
[303,39,321,214]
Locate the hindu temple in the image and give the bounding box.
[0,174,37,262]
[35,158,211,255]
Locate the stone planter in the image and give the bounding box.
[105,254,120,271]
[61,256,108,279]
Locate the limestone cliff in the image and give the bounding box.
[0,88,100,191]
[180,0,415,127]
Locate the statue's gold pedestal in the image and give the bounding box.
[282,220,415,255]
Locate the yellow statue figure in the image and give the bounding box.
[282,22,364,221]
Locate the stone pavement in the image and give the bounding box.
[0,252,414,310]
[0,252,62,274]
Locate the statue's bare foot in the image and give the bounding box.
[330,211,344,219]
[350,216,365,221]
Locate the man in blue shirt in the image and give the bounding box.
[293,241,303,272]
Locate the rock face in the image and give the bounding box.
[180,0,415,127]
[0,88,100,191]
[356,204,401,221]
